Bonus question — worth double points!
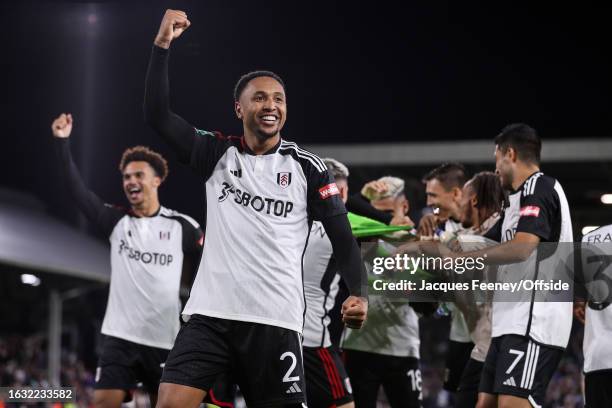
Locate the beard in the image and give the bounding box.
[499,170,513,191]
[255,127,278,141]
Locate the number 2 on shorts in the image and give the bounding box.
[280,351,300,382]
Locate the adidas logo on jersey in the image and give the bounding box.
[503,377,517,387]
[286,382,302,394]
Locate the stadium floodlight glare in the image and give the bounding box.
[582,226,600,235]
[601,194,612,204]
[21,273,41,287]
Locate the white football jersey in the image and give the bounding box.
[342,299,420,358]
[182,132,346,333]
[102,207,202,349]
[449,306,472,343]
[490,172,573,348]
[581,224,612,373]
[55,138,203,350]
[302,221,342,348]
[342,240,420,358]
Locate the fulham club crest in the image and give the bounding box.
[277,172,292,189]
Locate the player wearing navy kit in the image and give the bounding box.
[52,113,203,408]
[144,10,367,408]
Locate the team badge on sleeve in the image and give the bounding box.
[519,205,540,217]
[277,172,292,188]
[319,183,340,199]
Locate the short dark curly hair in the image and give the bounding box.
[233,70,286,101]
[119,146,168,182]
[468,171,505,215]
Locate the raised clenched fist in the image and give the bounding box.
[342,296,368,329]
[154,9,191,49]
[51,113,73,138]
[360,180,389,201]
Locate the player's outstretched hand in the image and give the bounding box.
[342,296,368,329]
[360,180,388,201]
[391,214,415,227]
[51,113,73,138]
[154,9,191,49]
[417,213,439,238]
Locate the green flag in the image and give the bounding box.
[348,212,412,238]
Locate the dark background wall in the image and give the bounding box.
[1,1,610,228]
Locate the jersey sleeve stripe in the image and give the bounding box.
[172,213,200,229]
[278,146,326,172]
[523,172,543,196]
[280,141,327,172]
[159,207,200,228]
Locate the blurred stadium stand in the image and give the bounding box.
[0,188,109,389]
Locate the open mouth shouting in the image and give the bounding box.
[126,185,143,201]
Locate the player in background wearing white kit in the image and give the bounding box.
[342,176,423,408]
[354,176,414,227]
[145,10,367,408]
[576,224,612,408]
[52,113,203,408]
[453,172,504,408]
[302,158,355,408]
[428,124,573,408]
[420,163,474,395]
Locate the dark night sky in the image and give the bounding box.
[1,1,611,228]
